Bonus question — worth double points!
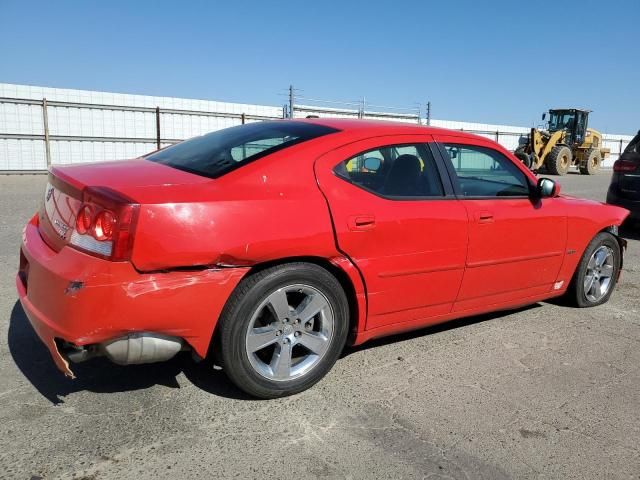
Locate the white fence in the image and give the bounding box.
[0,82,634,172]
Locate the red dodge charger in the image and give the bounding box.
[17,119,629,398]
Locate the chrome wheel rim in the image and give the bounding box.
[583,246,615,302]
[245,284,334,381]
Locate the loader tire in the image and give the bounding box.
[579,149,601,175]
[546,145,572,176]
[514,148,532,169]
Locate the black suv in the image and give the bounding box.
[607,131,640,223]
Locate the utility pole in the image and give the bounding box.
[426,101,431,126]
[289,85,295,119]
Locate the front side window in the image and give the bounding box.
[442,143,530,197]
[147,121,338,178]
[334,144,444,197]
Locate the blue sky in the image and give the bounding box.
[1,0,638,133]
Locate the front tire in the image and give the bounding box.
[546,145,572,175]
[579,148,601,175]
[217,262,349,399]
[566,232,621,307]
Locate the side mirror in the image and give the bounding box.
[363,157,382,172]
[542,113,546,121]
[536,177,560,198]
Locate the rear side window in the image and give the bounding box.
[441,143,530,197]
[334,144,444,198]
[147,121,338,178]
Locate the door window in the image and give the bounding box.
[334,144,444,198]
[441,143,530,197]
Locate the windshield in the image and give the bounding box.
[548,111,576,132]
[624,132,640,154]
[147,121,338,178]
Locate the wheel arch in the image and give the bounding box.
[562,224,627,291]
[209,255,366,359]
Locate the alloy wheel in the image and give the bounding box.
[583,246,615,302]
[244,284,334,381]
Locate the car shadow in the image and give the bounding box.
[10,300,543,403]
[342,303,541,357]
[7,301,252,404]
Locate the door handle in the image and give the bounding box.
[348,215,376,231]
[476,211,494,224]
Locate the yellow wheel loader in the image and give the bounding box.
[514,109,610,175]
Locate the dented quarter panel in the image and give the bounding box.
[18,220,248,362]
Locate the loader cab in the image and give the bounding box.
[546,109,590,146]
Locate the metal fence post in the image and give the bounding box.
[42,98,51,167]
[496,130,500,142]
[619,139,623,155]
[155,107,161,150]
[241,113,246,125]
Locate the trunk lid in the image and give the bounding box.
[38,158,211,252]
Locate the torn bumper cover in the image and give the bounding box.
[17,220,248,377]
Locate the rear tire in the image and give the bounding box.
[217,262,349,399]
[546,145,572,176]
[579,149,601,175]
[566,232,621,307]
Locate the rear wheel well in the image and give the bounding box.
[209,257,360,361]
[247,257,359,338]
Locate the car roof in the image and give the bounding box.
[295,117,482,140]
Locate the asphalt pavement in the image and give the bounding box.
[0,170,638,479]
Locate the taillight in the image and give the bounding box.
[94,210,116,241]
[613,160,637,173]
[69,187,139,261]
[76,205,92,234]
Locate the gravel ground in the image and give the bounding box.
[0,171,638,480]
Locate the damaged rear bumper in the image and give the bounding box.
[17,220,248,377]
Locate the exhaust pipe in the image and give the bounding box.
[100,332,184,365]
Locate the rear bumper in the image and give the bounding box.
[16,218,248,376]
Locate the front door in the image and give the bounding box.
[314,134,469,330]
[433,134,567,312]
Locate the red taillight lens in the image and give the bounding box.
[70,187,139,261]
[93,210,116,241]
[76,205,93,234]
[613,160,637,173]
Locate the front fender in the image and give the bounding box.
[555,198,629,285]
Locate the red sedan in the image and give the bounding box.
[17,119,629,398]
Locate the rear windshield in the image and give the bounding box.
[624,132,640,155]
[147,121,338,178]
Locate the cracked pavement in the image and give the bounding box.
[1,172,638,479]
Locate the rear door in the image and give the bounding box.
[433,134,567,311]
[315,134,469,330]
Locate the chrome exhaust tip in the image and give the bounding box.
[100,332,184,365]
